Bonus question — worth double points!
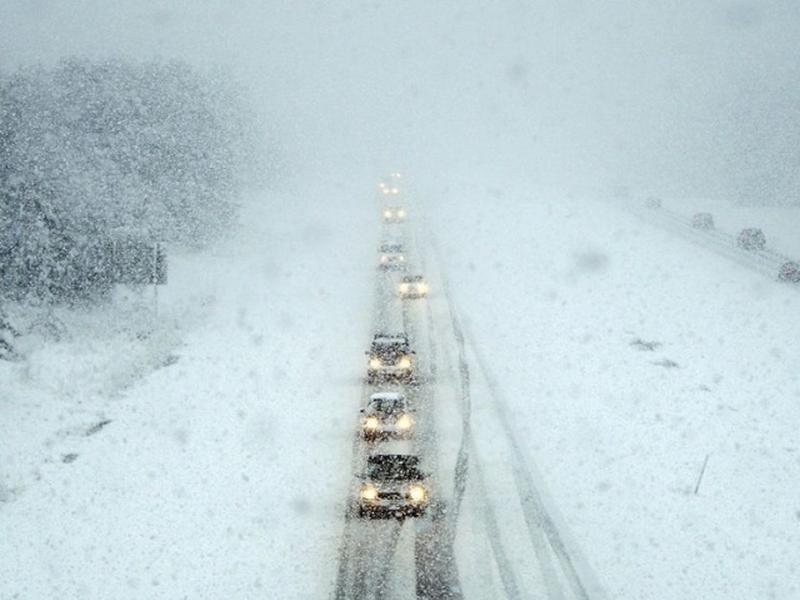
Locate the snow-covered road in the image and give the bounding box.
[3,175,798,599]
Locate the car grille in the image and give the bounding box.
[378,491,403,500]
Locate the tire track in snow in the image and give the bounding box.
[461,324,600,600]
[428,222,607,599]
[425,233,526,600]
[333,266,404,599]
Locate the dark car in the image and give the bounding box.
[366,332,415,383]
[691,212,714,230]
[357,455,429,519]
[737,228,766,250]
[778,261,800,283]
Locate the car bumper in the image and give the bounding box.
[362,426,413,440]
[358,502,427,519]
[367,367,413,381]
[399,291,427,299]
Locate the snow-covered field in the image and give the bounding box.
[424,177,800,600]
[0,182,376,598]
[3,173,799,599]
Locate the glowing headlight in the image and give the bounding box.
[399,283,410,294]
[398,255,405,262]
[383,210,392,218]
[381,188,390,195]
[417,283,428,294]
[360,484,379,502]
[397,209,406,218]
[391,187,399,194]
[380,255,388,263]
[397,356,412,369]
[406,484,427,503]
[369,357,381,369]
[363,416,380,430]
[396,413,413,430]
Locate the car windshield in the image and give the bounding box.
[370,398,404,414]
[366,457,422,481]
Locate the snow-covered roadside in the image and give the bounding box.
[424,178,800,600]
[1,182,376,598]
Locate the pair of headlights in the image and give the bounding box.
[399,282,428,295]
[362,413,413,431]
[369,356,412,369]
[360,483,427,503]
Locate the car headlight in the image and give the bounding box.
[360,484,379,502]
[398,255,405,262]
[369,357,381,369]
[406,484,426,503]
[396,413,413,430]
[397,209,406,218]
[397,356,411,369]
[383,210,392,218]
[363,416,380,430]
[392,187,399,194]
[380,255,388,263]
[399,283,410,294]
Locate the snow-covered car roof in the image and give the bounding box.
[369,392,404,402]
[373,333,408,345]
[379,243,403,252]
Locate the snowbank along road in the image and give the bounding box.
[331,179,603,599]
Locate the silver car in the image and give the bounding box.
[378,242,406,270]
[360,393,414,440]
[397,274,428,299]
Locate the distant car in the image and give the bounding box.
[378,243,406,270]
[366,332,415,383]
[737,228,766,250]
[361,393,414,440]
[382,206,406,223]
[645,196,662,209]
[378,180,401,197]
[397,275,428,299]
[778,261,800,282]
[691,212,715,230]
[357,454,429,519]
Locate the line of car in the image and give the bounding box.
[353,174,434,521]
[645,196,800,282]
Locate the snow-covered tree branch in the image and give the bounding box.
[0,57,260,303]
